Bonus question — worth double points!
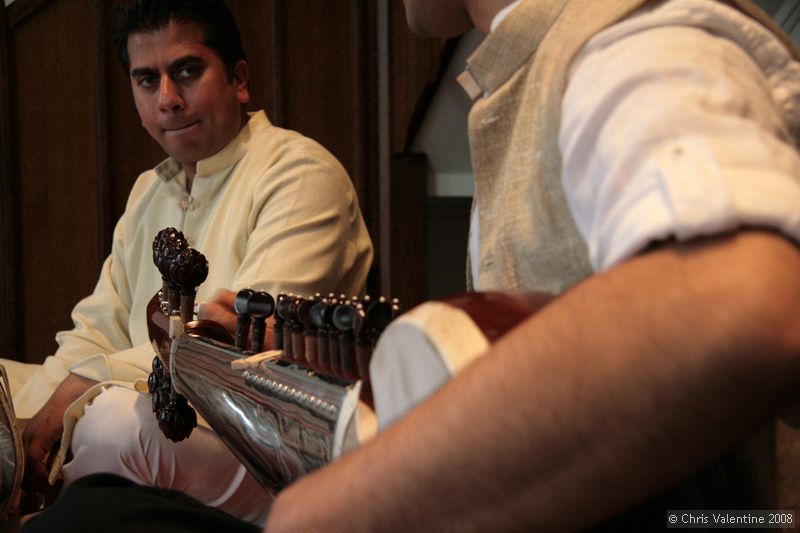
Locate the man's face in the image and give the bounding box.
[402,0,473,38]
[127,21,249,171]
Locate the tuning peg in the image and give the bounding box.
[153,228,186,271]
[153,228,189,314]
[170,248,209,323]
[275,293,295,359]
[310,297,332,374]
[333,299,358,380]
[296,295,318,369]
[326,296,342,377]
[288,296,308,366]
[273,293,289,351]
[248,291,275,353]
[233,288,255,351]
[157,394,197,442]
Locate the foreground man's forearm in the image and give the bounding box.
[265,230,800,533]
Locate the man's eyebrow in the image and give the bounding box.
[130,66,157,79]
[129,55,206,79]
[169,55,205,70]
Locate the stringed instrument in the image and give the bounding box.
[146,228,400,496]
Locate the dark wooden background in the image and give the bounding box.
[0,0,446,364]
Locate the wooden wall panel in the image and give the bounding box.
[227,0,275,119]
[9,1,104,361]
[0,5,17,360]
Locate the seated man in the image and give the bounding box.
[3,0,372,525]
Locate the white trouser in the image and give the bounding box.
[63,386,272,525]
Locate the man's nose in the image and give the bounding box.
[158,77,185,112]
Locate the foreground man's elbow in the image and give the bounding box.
[717,230,800,376]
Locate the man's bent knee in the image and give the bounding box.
[62,386,156,486]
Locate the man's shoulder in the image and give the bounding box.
[242,111,347,176]
[247,112,334,156]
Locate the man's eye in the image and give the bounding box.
[176,65,201,80]
[136,75,158,89]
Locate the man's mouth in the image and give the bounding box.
[163,120,200,133]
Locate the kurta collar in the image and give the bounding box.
[154,110,271,182]
[459,0,569,100]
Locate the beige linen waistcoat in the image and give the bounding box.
[463,0,798,294]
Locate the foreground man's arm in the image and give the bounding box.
[265,230,800,532]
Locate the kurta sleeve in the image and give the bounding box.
[224,135,372,299]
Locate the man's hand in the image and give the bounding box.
[197,288,238,335]
[198,288,275,349]
[22,373,96,494]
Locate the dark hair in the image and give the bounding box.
[112,0,247,77]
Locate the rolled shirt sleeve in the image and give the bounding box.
[560,0,800,271]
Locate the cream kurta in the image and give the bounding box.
[10,110,373,421]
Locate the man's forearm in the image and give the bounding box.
[22,373,97,492]
[266,230,800,532]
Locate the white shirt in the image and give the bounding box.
[471,0,800,283]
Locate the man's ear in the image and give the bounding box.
[232,60,250,104]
